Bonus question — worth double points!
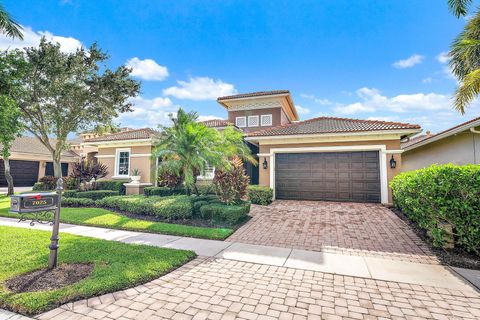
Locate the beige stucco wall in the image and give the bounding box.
[96,145,155,183]
[402,131,480,172]
[228,107,286,133]
[257,139,401,202]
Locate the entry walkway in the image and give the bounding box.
[0,217,474,292]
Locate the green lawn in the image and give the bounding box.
[0,225,195,315]
[0,195,233,240]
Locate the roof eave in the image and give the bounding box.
[82,138,154,147]
[217,93,291,109]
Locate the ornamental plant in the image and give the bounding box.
[213,157,250,205]
[157,166,184,189]
[71,157,108,190]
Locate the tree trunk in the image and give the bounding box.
[52,151,63,179]
[3,158,14,195]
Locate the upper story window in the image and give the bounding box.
[115,148,130,176]
[261,114,273,126]
[235,116,246,128]
[248,115,259,127]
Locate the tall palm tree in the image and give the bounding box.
[447,0,480,113]
[0,1,23,39]
[153,108,256,194]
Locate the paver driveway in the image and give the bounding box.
[228,200,437,264]
[37,257,480,320]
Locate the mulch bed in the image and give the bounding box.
[392,207,480,270]
[6,263,94,293]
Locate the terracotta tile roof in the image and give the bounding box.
[400,133,431,148]
[217,90,290,101]
[402,116,480,150]
[1,136,78,158]
[84,128,159,143]
[200,119,234,128]
[246,116,421,137]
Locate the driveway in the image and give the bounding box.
[228,200,437,264]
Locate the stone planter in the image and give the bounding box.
[130,176,141,184]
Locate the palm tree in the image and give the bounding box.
[447,0,480,113]
[153,108,256,194]
[0,1,23,39]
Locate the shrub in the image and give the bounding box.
[391,164,480,254]
[70,157,108,190]
[196,183,215,195]
[144,186,186,197]
[39,176,58,190]
[63,190,78,198]
[32,182,46,191]
[61,197,95,207]
[193,200,210,215]
[213,157,249,204]
[95,180,127,195]
[199,202,250,226]
[247,185,273,205]
[97,195,193,220]
[157,167,184,189]
[75,190,119,200]
[64,176,78,190]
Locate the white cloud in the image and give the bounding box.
[163,76,236,100]
[197,115,223,122]
[0,25,82,53]
[392,54,424,69]
[334,87,451,115]
[117,96,178,127]
[437,51,450,64]
[366,116,400,122]
[126,57,169,81]
[300,93,333,105]
[295,105,310,115]
[422,77,433,83]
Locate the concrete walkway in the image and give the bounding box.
[0,217,475,293]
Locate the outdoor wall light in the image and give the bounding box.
[263,158,268,169]
[390,155,397,169]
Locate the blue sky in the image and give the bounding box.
[2,0,479,133]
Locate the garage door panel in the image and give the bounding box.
[275,151,381,203]
[0,160,39,187]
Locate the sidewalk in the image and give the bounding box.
[1,216,476,293]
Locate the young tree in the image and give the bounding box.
[0,1,23,39]
[6,38,140,177]
[0,96,22,195]
[153,108,256,194]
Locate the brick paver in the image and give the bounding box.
[228,200,438,264]
[36,257,480,320]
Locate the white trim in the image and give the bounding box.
[82,138,153,147]
[261,114,273,126]
[268,145,389,204]
[130,153,152,158]
[95,155,115,159]
[384,149,404,154]
[235,116,246,128]
[248,115,259,127]
[115,148,131,177]
[218,93,290,104]
[245,129,421,142]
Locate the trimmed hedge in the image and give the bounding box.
[199,202,250,226]
[75,190,120,200]
[144,186,186,197]
[96,195,193,220]
[32,182,47,191]
[247,185,273,205]
[196,183,215,195]
[95,180,127,195]
[61,197,95,207]
[391,164,480,254]
[63,190,78,198]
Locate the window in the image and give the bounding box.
[235,116,246,128]
[198,164,215,180]
[261,114,273,126]
[248,115,259,127]
[115,149,130,176]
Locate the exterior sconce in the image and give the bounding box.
[263,157,268,169]
[390,155,397,169]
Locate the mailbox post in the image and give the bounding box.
[48,178,63,270]
[10,178,63,270]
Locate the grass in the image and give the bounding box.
[0,225,195,315]
[0,195,233,240]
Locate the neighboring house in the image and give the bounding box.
[0,137,78,187]
[402,117,480,172]
[82,128,159,183]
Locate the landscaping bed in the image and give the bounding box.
[0,226,195,315]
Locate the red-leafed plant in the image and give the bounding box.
[213,157,250,205]
[157,167,184,189]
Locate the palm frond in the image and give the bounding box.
[454,68,480,114]
[0,2,23,39]
[448,0,473,18]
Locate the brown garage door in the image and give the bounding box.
[275,151,381,203]
[0,160,40,187]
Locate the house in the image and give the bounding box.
[401,117,480,172]
[0,137,78,187]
